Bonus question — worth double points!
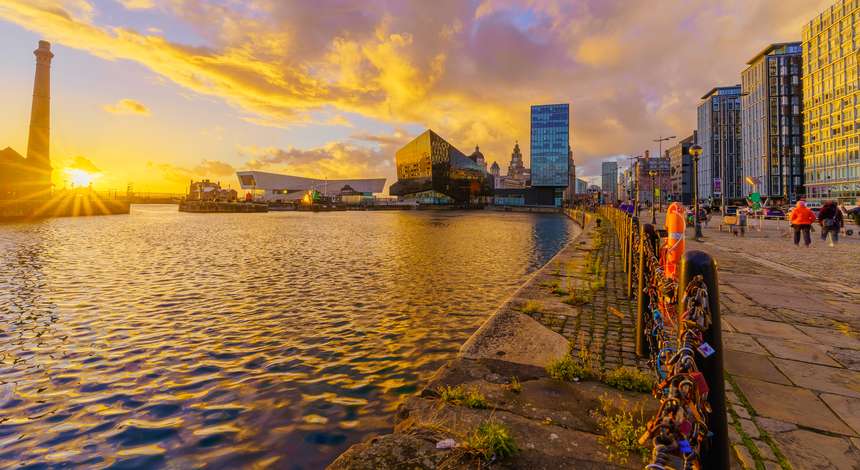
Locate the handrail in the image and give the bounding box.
[598,206,727,470]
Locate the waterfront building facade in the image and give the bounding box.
[389,129,492,204]
[741,42,804,201]
[468,146,487,172]
[697,86,743,202]
[802,0,860,203]
[637,153,672,205]
[530,104,570,194]
[237,171,385,203]
[668,133,696,205]
[601,161,618,202]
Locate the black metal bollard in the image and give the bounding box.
[678,250,728,470]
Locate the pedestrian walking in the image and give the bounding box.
[735,208,748,237]
[788,200,816,247]
[818,200,844,247]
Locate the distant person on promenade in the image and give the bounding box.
[818,200,844,247]
[789,200,816,247]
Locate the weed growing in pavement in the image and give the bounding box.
[438,385,487,409]
[590,394,649,465]
[603,367,654,393]
[508,376,522,394]
[521,300,543,315]
[463,420,518,461]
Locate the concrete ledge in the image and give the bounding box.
[459,308,569,368]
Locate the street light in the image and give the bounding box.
[690,144,704,240]
[649,169,657,224]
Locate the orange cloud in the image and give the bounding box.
[103,98,151,116]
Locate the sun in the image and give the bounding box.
[64,168,101,187]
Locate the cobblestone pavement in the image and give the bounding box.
[644,215,860,469]
[519,221,644,372]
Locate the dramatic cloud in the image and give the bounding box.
[150,159,236,187]
[103,98,151,116]
[238,141,394,181]
[116,0,154,9]
[0,0,834,179]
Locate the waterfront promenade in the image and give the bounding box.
[638,211,860,469]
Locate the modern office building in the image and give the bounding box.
[697,86,743,202]
[601,161,618,202]
[530,104,570,206]
[236,171,385,202]
[668,133,696,205]
[741,42,804,202]
[388,129,492,204]
[802,1,860,203]
[575,178,588,194]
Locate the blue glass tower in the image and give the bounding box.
[530,104,570,188]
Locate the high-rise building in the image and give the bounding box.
[668,133,696,205]
[389,129,493,204]
[601,161,618,202]
[505,141,529,184]
[741,42,804,201]
[802,1,860,203]
[697,86,743,202]
[575,178,588,194]
[530,104,570,189]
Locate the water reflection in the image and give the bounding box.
[0,206,577,468]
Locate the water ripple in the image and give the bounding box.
[0,206,577,468]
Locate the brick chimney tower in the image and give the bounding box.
[26,40,54,195]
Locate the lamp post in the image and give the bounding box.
[690,144,704,240]
[649,170,657,224]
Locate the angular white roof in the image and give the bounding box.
[236,170,386,194]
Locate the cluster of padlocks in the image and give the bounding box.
[639,233,714,470]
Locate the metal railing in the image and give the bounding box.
[599,206,728,470]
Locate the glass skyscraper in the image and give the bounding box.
[530,104,570,187]
[802,0,860,203]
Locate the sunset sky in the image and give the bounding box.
[0,0,833,193]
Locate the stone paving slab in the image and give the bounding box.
[796,325,860,351]
[722,331,769,355]
[723,316,813,342]
[771,429,860,470]
[724,350,791,385]
[821,393,860,436]
[734,377,853,435]
[772,357,860,399]
[756,337,842,367]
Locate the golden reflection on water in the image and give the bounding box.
[0,205,577,468]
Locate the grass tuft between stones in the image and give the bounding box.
[437,385,487,409]
[603,367,654,393]
[590,394,649,465]
[520,300,543,315]
[463,420,518,461]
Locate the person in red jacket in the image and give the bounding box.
[789,200,816,247]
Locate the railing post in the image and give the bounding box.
[626,217,637,298]
[635,222,650,358]
[678,251,728,470]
